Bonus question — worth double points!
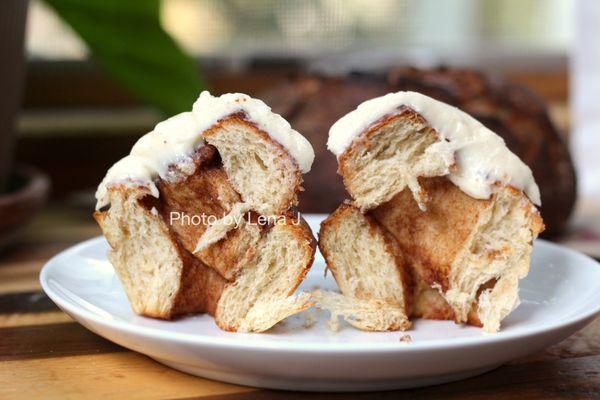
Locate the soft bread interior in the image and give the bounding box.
[338,108,452,211]
[372,177,544,332]
[96,189,182,317]
[157,148,260,280]
[94,188,226,318]
[449,185,543,332]
[216,214,315,332]
[96,140,315,331]
[318,203,462,329]
[312,290,411,332]
[319,204,410,312]
[203,115,302,216]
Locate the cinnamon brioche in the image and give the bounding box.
[94,91,316,332]
[262,67,575,236]
[320,91,544,332]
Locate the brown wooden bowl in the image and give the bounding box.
[0,165,50,250]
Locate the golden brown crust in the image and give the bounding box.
[202,113,304,215]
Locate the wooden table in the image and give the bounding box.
[1,206,599,399]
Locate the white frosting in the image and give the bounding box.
[192,91,314,173]
[327,91,541,205]
[96,91,314,210]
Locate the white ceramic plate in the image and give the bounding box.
[40,214,600,392]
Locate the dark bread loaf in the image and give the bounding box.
[261,67,576,236]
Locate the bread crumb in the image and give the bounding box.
[327,313,341,332]
[302,310,317,329]
[399,334,412,343]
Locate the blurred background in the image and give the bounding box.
[1,0,599,259]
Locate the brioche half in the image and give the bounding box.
[94,92,316,332]
[324,91,544,332]
[319,187,542,332]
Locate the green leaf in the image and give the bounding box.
[44,0,203,116]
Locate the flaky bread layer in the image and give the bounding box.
[312,290,411,332]
[319,203,412,315]
[318,203,468,329]
[372,177,544,332]
[94,187,226,319]
[215,212,316,332]
[338,107,453,211]
[95,187,316,332]
[203,114,304,217]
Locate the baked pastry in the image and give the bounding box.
[94,92,316,332]
[262,67,575,236]
[319,91,544,332]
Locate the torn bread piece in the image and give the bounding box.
[312,290,410,332]
[195,114,305,249]
[94,186,227,319]
[192,92,314,248]
[216,213,316,332]
[372,177,543,332]
[318,204,412,320]
[335,107,450,211]
[96,92,315,250]
[94,92,316,332]
[328,91,541,211]
[154,144,259,280]
[325,91,544,332]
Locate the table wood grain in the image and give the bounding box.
[0,205,599,399]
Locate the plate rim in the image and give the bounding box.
[40,234,600,354]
